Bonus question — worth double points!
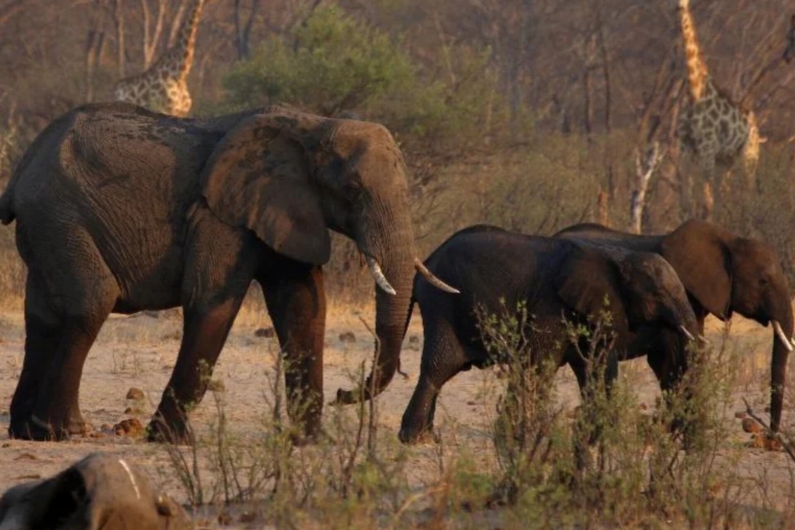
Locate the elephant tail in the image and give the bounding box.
[0,191,14,225]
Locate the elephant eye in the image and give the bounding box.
[759,278,769,287]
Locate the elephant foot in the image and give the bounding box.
[8,415,69,441]
[67,413,93,436]
[288,424,336,447]
[398,425,439,445]
[145,418,194,446]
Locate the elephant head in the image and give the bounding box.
[661,219,794,431]
[0,453,191,530]
[555,244,700,345]
[199,109,456,404]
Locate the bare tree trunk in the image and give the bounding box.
[140,0,166,69]
[234,0,261,60]
[168,0,191,47]
[0,0,24,27]
[630,143,663,234]
[582,68,593,139]
[85,0,108,102]
[114,0,125,77]
[597,189,609,227]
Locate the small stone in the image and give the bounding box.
[113,418,144,437]
[100,423,112,432]
[339,331,356,343]
[254,327,275,338]
[467,401,476,406]
[734,411,747,419]
[741,418,762,434]
[89,431,105,439]
[124,406,144,415]
[763,436,783,452]
[14,453,37,461]
[207,379,225,393]
[126,388,145,401]
[747,433,766,449]
[2,443,10,448]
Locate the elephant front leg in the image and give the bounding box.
[262,265,326,445]
[147,296,246,444]
[399,329,466,444]
[399,374,442,444]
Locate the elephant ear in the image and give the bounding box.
[200,113,331,265]
[22,467,89,528]
[660,219,732,319]
[553,244,630,334]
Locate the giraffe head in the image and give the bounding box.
[785,14,795,63]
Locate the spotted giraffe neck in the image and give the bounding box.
[168,0,206,80]
[678,0,710,101]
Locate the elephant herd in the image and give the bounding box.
[0,102,791,452]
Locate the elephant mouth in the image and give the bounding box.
[772,320,794,352]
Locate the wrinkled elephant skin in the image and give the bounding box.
[0,102,456,443]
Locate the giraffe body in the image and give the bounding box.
[114,0,206,117]
[676,0,758,177]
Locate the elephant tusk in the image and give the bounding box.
[414,258,460,294]
[772,320,794,352]
[366,256,396,295]
[679,325,695,341]
[698,335,710,345]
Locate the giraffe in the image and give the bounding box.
[113,0,207,117]
[675,0,759,220]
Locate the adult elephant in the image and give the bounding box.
[0,102,456,443]
[399,225,700,444]
[555,220,794,433]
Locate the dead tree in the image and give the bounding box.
[629,142,664,234]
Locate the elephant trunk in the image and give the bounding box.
[769,301,793,433]
[335,209,416,405]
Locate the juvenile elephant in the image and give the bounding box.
[0,453,191,530]
[556,220,794,433]
[399,225,700,443]
[0,102,456,443]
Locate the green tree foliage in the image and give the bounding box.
[220,4,515,154]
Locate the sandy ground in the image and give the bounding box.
[0,301,794,527]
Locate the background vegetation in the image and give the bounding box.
[1,0,795,297]
[2,2,795,526]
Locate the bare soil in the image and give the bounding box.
[0,302,793,528]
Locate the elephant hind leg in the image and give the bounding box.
[9,272,62,438]
[18,230,120,441]
[27,282,118,441]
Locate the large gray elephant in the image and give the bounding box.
[555,220,794,433]
[0,101,456,443]
[0,453,191,530]
[399,225,700,444]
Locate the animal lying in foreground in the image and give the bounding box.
[0,452,191,530]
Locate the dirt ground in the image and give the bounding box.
[0,300,794,527]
